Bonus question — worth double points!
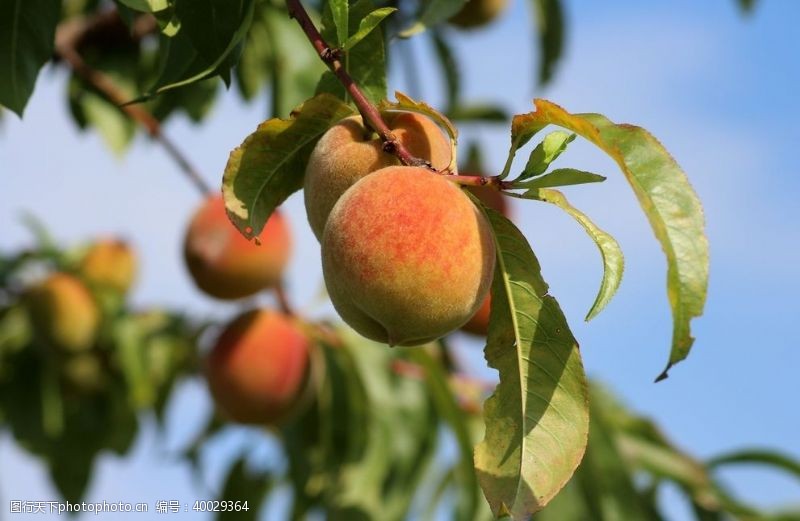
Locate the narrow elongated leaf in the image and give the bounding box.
[343,8,397,51]
[400,0,466,37]
[520,131,575,180]
[525,188,623,320]
[115,0,168,12]
[531,0,565,85]
[223,94,356,239]
[516,168,605,190]
[218,458,272,521]
[431,30,460,108]
[0,0,60,116]
[708,450,800,483]
[329,0,349,47]
[512,99,708,379]
[316,0,387,104]
[475,209,589,518]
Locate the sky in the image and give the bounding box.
[1,0,799,519]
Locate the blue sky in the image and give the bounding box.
[1,0,799,518]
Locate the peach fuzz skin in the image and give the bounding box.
[304,111,451,240]
[205,309,310,425]
[183,196,291,300]
[26,273,99,352]
[321,166,496,346]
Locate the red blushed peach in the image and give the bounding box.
[304,111,451,240]
[184,196,291,300]
[321,166,496,346]
[205,309,310,425]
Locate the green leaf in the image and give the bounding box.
[708,450,800,484]
[474,209,589,518]
[343,7,397,51]
[516,168,606,190]
[408,349,481,519]
[0,0,60,116]
[222,94,356,239]
[329,0,349,48]
[316,0,387,105]
[400,0,467,37]
[218,458,272,521]
[512,99,709,380]
[447,104,508,123]
[150,0,255,93]
[531,0,565,86]
[115,0,169,12]
[525,188,623,320]
[519,131,575,180]
[737,0,757,14]
[431,30,460,109]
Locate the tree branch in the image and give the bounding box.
[54,10,213,197]
[285,0,432,169]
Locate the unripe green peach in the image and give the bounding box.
[304,111,451,240]
[26,273,99,352]
[322,166,496,346]
[80,238,137,294]
[450,0,509,29]
[462,178,510,336]
[205,309,310,425]
[184,195,291,300]
[62,353,106,393]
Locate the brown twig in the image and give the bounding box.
[54,10,213,197]
[285,0,431,169]
[274,281,295,317]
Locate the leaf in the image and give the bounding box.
[519,131,575,180]
[316,0,387,105]
[447,104,508,123]
[379,91,458,171]
[525,188,623,320]
[115,0,169,12]
[474,209,589,518]
[150,0,255,93]
[531,0,565,86]
[516,168,606,190]
[329,0,349,47]
[218,458,272,521]
[408,349,480,519]
[222,94,356,239]
[399,0,467,37]
[708,450,800,483]
[512,99,709,380]
[737,0,757,14]
[431,30,460,109]
[343,7,397,51]
[0,0,60,116]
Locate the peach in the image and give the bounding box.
[449,0,509,29]
[304,111,451,240]
[80,238,137,294]
[184,195,291,300]
[205,309,310,425]
[26,273,99,352]
[321,166,496,346]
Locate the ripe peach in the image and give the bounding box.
[304,111,451,240]
[205,309,310,425]
[321,166,496,346]
[183,195,291,300]
[80,238,137,294]
[449,0,509,29]
[26,273,99,352]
